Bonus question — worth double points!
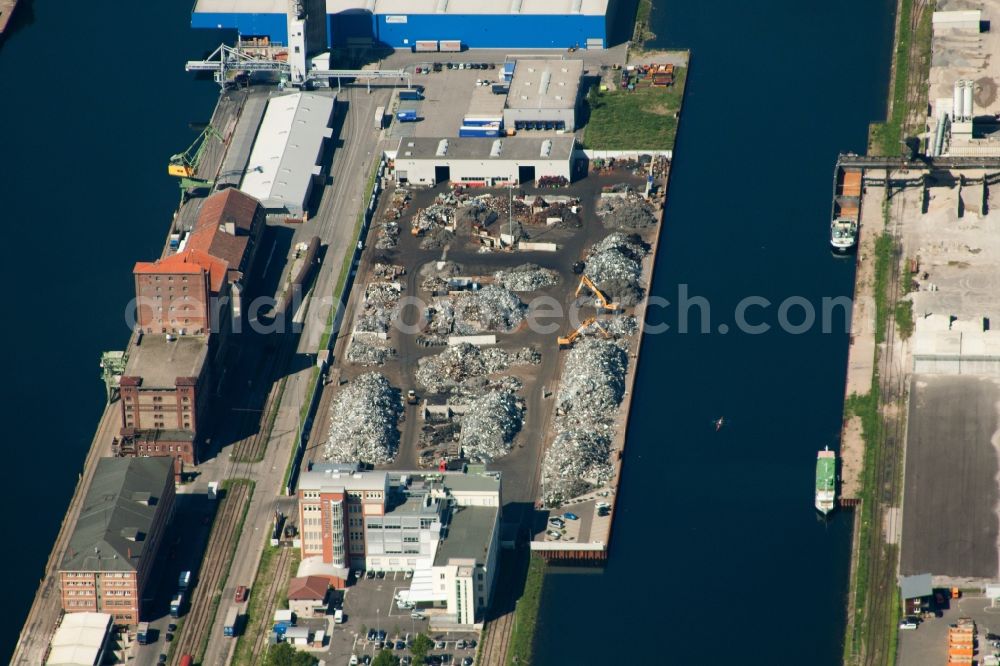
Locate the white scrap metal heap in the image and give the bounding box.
[458,390,524,463]
[428,284,526,335]
[493,264,560,292]
[542,338,629,505]
[584,232,650,306]
[324,372,402,465]
[416,343,540,394]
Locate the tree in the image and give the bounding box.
[264,641,318,666]
[410,633,434,663]
[372,649,399,666]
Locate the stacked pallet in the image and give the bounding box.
[948,618,975,666]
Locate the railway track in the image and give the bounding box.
[853,2,929,664]
[479,609,514,666]
[247,547,293,663]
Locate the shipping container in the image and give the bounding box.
[439,40,462,53]
[397,110,418,122]
[461,117,503,127]
[374,106,385,130]
[179,656,194,666]
[224,607,240,637]
[491,84,509,95]
[398,89,423,101]
[178,571,191,590]
[136,622,151,645]
[414,40,438,52]
[459,125,500,138]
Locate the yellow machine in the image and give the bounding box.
[576,275,620,311]
[557,317,611,348]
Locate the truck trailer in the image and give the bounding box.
[224,607,240,637]
[178,571,191,590]
[398,89,423,101]
[397,110,418,122]
[170,593,184,618]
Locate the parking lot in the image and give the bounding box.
[898,594,1000,666]
[325,572,480,666]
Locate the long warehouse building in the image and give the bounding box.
[390,136,575,186]
[192,0,616,50]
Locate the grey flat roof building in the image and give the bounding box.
[61,457,174,572]
[123,335,209,389]
[434,505,498,566]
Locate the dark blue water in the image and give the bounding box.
[535,1,894,663]
[0,3,223,660]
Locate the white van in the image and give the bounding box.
[334,609,344,624]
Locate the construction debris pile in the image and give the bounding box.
[324,372,402,465]
[527,201,582,229]
[584,233,650,306]
[457,390,524,462]
[542,338,629,505]
[494,264,560,292]
[427,284,526,335]
[456,196,500,228]
[416,343,541,394]
[597,190,657,230]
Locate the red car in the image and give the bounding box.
[234,586,248,603]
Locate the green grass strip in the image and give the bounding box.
[506,554,546,666]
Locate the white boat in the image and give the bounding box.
[816,447,837,515]
[830,218,858,252]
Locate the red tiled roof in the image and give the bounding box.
[286,575,329,601]
[188,189,261,280]
[133,248,229,294]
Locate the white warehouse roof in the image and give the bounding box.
[395,136,575,161]
[506,59,583,110]
[240,92,335,216]
[46,613,112,666]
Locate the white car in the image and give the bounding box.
[899,620,918,630]
[350,656,359,665]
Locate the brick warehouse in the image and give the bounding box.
[115,189,265,468]
[59,457,175,626]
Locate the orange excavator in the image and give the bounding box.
[557,317,611,348]
[576,275,620,312]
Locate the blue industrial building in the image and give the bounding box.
[192,0,616,50]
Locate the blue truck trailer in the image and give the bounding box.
[397,110,418,122]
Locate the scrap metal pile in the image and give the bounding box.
[541,338,629,505]
[597,187,658,230]
[348,281,403,366]
[324,372,402,465]
[412,193,457,249]
[527,200,582,229]
[376,189,410,249]
[583,233,650,306]
[494,264,560,292]
[416,343,540,394]
[458,390,524,462]
[426,284,526,335]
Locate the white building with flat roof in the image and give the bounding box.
[240,91,335,217]
[391,136,575,186]
[503,59,584,131]
[46,612,113,666]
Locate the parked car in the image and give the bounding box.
[376,571,386,579]
[168,623,177,633]
[377,630,387,641]
[411,611,425,619]
[396,640,406,650]
[350,656,360,665]
[436,640,446,649]
[456,640,466,649]
[366,570,376,579]
[463,658,474,666]
[546,530,561,540]
[467,640,476,649]
[165,632,173,643]
[563,512,579,521]
[547,517,565,528]
[367,629,377,641]
[899,619,918,630]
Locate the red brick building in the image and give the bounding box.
[133,249,228,336]
[60,458,175,626]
